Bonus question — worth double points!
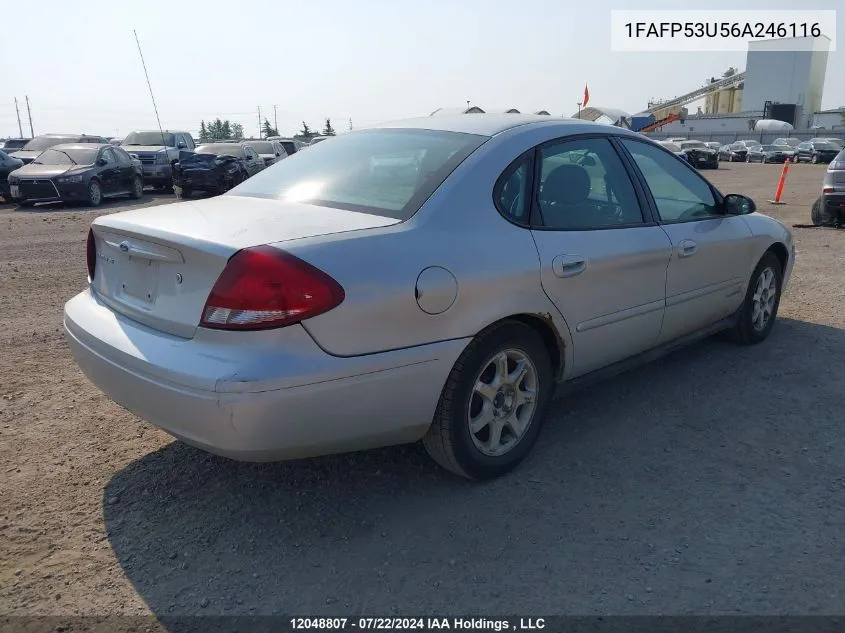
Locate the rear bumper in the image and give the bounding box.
[822,192,845,215]
[177,169,225,191]
[64,289,468,461]
[141,164,172,186]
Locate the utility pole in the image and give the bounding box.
[348,118,352,131]
[577,102,582,119]
[257,106,262,138]
[14,98,23,137]
[273,105,278,135]
[25,96,34,136]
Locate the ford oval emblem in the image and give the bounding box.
[119,242,130,253]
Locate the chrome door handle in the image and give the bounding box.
[552,254,587,278]
[678,240,698,258]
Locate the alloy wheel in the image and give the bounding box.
[751,267,777,332]
[468,349,538,457]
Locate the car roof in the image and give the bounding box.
[370,114,624,137]
[50,143,109,150]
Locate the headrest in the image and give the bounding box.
[542,164,591,204]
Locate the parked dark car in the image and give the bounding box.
[676,140,719,169]
[745,144,792,163]
[120,130,195,190]
[267,136,304,155]
[719,142,748,162]
[794,141,840,164]
[172,142,265,197]
[1,138,31,151]
[704,141,722,150]
[0,149,24,200]
[815,149,845,226]
[243,140,288,167]
[810,137,843,149]
[7,144,143,207]
[657,141,685,157]
[9,134,110,165]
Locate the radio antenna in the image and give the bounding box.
[133,29,172,185]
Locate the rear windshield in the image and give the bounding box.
[123,132,176,147]
[679,141,705,148]
[760,145,782,151]
[22,136,78,151]
[279,141,296,154]
[196,144,245,158]
[228,128,487,220]
[246,141,275,154]
[2,139,28,150]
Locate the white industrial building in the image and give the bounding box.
[631,35,841,137]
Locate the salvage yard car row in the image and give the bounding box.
[0,131,326,206]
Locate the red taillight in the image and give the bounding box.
[823,186,835,194]
[86,228,96,282]
[200,246,345,331]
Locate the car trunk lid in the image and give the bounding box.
[90,195,401,338]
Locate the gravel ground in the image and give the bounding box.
[1,164,844,625]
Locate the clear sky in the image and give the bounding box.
[1,0,842,139]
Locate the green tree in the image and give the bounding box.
[322,118,336,136]
[199,120,208,142]
[262,118,278,138]
[300,121,313,138]
[207,118,224,141]
[231,122,244,140]
[221,120,232,140]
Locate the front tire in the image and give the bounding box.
[728,252,783,345]
[86,180,102,207]
[811,154,819,164]
[423,321,553,480]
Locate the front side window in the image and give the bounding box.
[100,148,116,164]
[115,148,132,166]
[621,139,718,222]
[535,137,644,230]
[229,128,487,221]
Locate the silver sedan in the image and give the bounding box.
[64,115,794,480]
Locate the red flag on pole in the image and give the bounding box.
[583,84,590,108]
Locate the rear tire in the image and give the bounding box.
[727,252,783,345]
[423,321,553,480]
[129,175,143,199]
[811,196,832,226]
[181,187,193,199]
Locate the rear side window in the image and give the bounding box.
[536,137,644,229]
[229,128,487,220]
[495,155,532,224]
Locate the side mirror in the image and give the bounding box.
[177,142,186,149]
[724,193,755,215]
[579,155,596,167]
[97,158,108,166]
